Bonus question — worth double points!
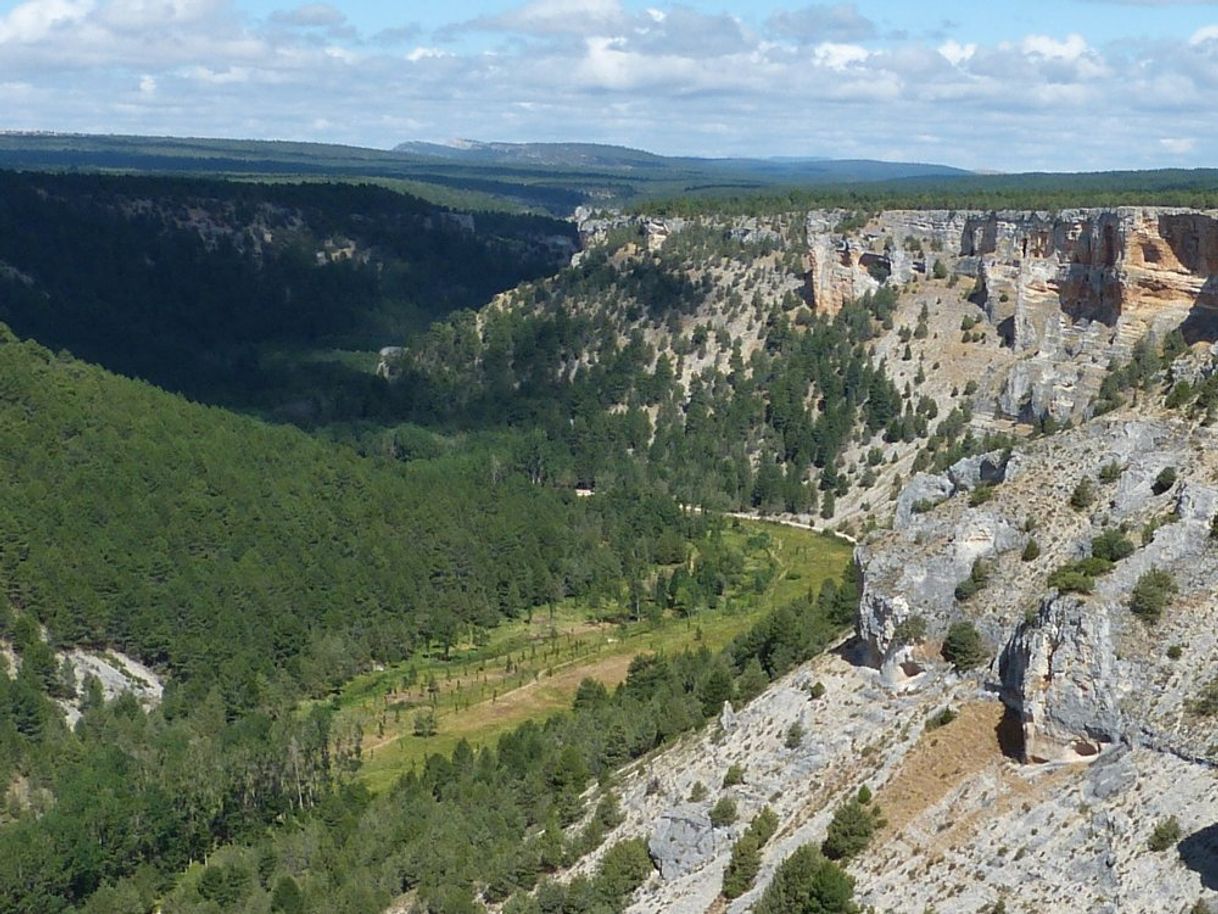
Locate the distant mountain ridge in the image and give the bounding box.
[393,137,974,181]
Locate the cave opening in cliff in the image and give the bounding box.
[997,316,1015,348]
[996,706,1025,761]
[1102,224,1118,268]
[1179,276,1218,345]
[967,275,988,308]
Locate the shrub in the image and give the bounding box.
[722,833,760,899]
[941,621,987,671]
[785,722,805,750]
[1098,461,1124,483]
[1070,478,1096,510]
[969,484,995,507]
[1129,568,1178,622]
[753,807,780,844]
[821,790,883,861]
[1073,556,1115,577]
[1165,381,1193,409]
[933,259,948,279]
[911,498,937,514]
[1091,529,1135,563]
[954,559,990,602]
[1191,677,1218,716]
[412,710,437,737]
[710,796,738,828]
[1046,568,1094,594]
[1152,466,1178,495]
[925,707,958,731]
[808,681,826,700]
[1021,538,1041,562]
[753,844,855,914]
[893,615,927,646]
[723,764,746,787]
[1147,816,1181,852]
[597,838,654,902]
[1166,644,1183,660]
[689,781,708,802]
[1211,514,1218,540]
[722,807,780,899]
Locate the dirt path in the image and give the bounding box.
[687,506,860,546]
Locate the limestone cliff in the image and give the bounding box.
[549,207,1218,913]
[803,207,1218,423]
[804,207,1218,342]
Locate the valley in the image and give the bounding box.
[1,164,1217,914]
[335,519,852,791]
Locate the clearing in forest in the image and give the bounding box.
[338,517,853,792]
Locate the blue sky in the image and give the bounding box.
[2,0,1217,171]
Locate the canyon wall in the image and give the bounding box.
[806,207,1218,348]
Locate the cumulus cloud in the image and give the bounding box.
[446,0,627,38]
[811,41,870,70]
[269,4,345,28]
[629,7,753,58]
[1,0,1217,172]
[938,39,976,65]
[0,0,93,44]
[1160,137,1197,153]
[766,3,877,43]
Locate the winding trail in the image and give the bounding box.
[688,507,860,546]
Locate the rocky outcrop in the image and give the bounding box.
[804,208,1218,421]
[805,208,1218,338]
[647,807,720,880]
[862,450,1023,682]
[375,346,405,381]
[998,594,1123,763]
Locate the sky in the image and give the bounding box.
[1,0,1217,172]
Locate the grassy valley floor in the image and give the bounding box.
[332,518,853,791]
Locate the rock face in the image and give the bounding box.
[804,208,1218,334]
[375,346,405,380]
[999,595,1123,763]
[647,807,719,881]
[861,450,1023,683]
[858,413,1218,770]
[804,207,1218,421]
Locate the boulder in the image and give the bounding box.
[648,806,718,881]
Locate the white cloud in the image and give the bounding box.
[1159,136,1197,153]
[270,4,345,28]
[938,39,976,65]
[0,0,93,44]
[406,46,450,62]
[767,4,877,43]
[811,41,869,70]
[0,1,1216,172]
[1020,33,1088,61]
[453,0,625,37]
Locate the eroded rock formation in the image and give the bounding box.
[804,208,1218,344]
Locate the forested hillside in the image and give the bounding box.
[0,322,861,914]
[5,320,835,912]
[0,172,573,418]
[391,223,1008,523]
[0,172,899,914]
[0,324,703,702]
